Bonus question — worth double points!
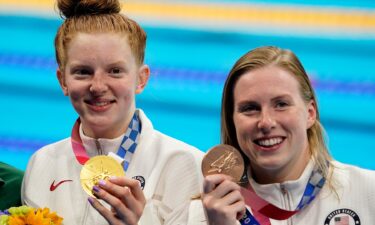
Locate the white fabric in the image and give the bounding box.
[192,160,375,225]
[260,161,375,225]
[21,109,204,225]
[249,159,315,210]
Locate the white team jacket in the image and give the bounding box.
[189,160,375,225]
[22,109,205,225]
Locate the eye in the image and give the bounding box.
[109,67,124,77]
[275,100,289,109]
[71,67,92,76]
[237,103,260,114]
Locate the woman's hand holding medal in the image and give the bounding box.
[90,176,146,225]
[201,145,247,225]
[81,156,146,225]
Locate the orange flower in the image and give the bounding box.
[8,216,25,225]
[39,208,63,225]
[25,210,49,224]
[6,207,63,225]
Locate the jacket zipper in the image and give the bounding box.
[281,184,293,225]
[95,140,103,155]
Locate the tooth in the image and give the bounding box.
[258,138,282,147]
[95,102,108,106]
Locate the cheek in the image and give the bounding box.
[236,133,257,164]
[233,115,243,141]
[283,115,309,142]
[233,114,254,137]
[233,116,253,154]
[64,79,85,96]
[68,92,85,115]
[69,91,81,102]
[115,85,135,102]
[67,85,85,103]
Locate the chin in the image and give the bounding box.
[85,116,113,126]
[256,157,285,171]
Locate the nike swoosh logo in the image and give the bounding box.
[50,179,73,191]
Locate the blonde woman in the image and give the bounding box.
[202,46,375,225]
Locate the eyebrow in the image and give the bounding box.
[107,61,126,66]
[67,61,91,67]
[271,94,292,101]
[235,94,292,106]
[236,100,258,106]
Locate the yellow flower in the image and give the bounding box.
[39,208,63,225]
[26,209,49,224]
[6,207,63,225]
[8,216,25,225]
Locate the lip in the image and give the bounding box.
[85,99,115,112]
[253,136,285,152]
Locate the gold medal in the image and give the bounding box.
[80,155,125,197]
[201,144,245,183]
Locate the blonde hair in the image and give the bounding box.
[55,0,146,70]
[221,46,333,183]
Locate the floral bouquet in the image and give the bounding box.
[0,206,63,225]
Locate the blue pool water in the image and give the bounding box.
[0,7,374,170]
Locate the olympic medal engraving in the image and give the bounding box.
[80,155,125,197]
[202,144,245,183]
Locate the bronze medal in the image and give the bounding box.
[80,155,125,197]
[201,144,245,183]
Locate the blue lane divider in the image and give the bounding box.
[1,53,375,95]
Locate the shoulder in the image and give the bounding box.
[332,161,375,177]
[25,138,71,172]
[331,160,375,187]
[29,138,71,159]
[148,131,204,181]
[325,161,375,223]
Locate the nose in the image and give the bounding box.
[89,73,108,94]
[257,109,276,133]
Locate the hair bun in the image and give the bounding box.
[57,0,121,18]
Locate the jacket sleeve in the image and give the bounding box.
[154,151,205,225]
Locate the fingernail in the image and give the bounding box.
[109,176,117,181]
[88,197,94,205]
[99,180,106,186]
[93,185,100,192]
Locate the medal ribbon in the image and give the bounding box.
[71,113,141,172]
[239,167,325,225]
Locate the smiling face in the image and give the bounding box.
[57,32,149,139]
[232,65,316,184]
